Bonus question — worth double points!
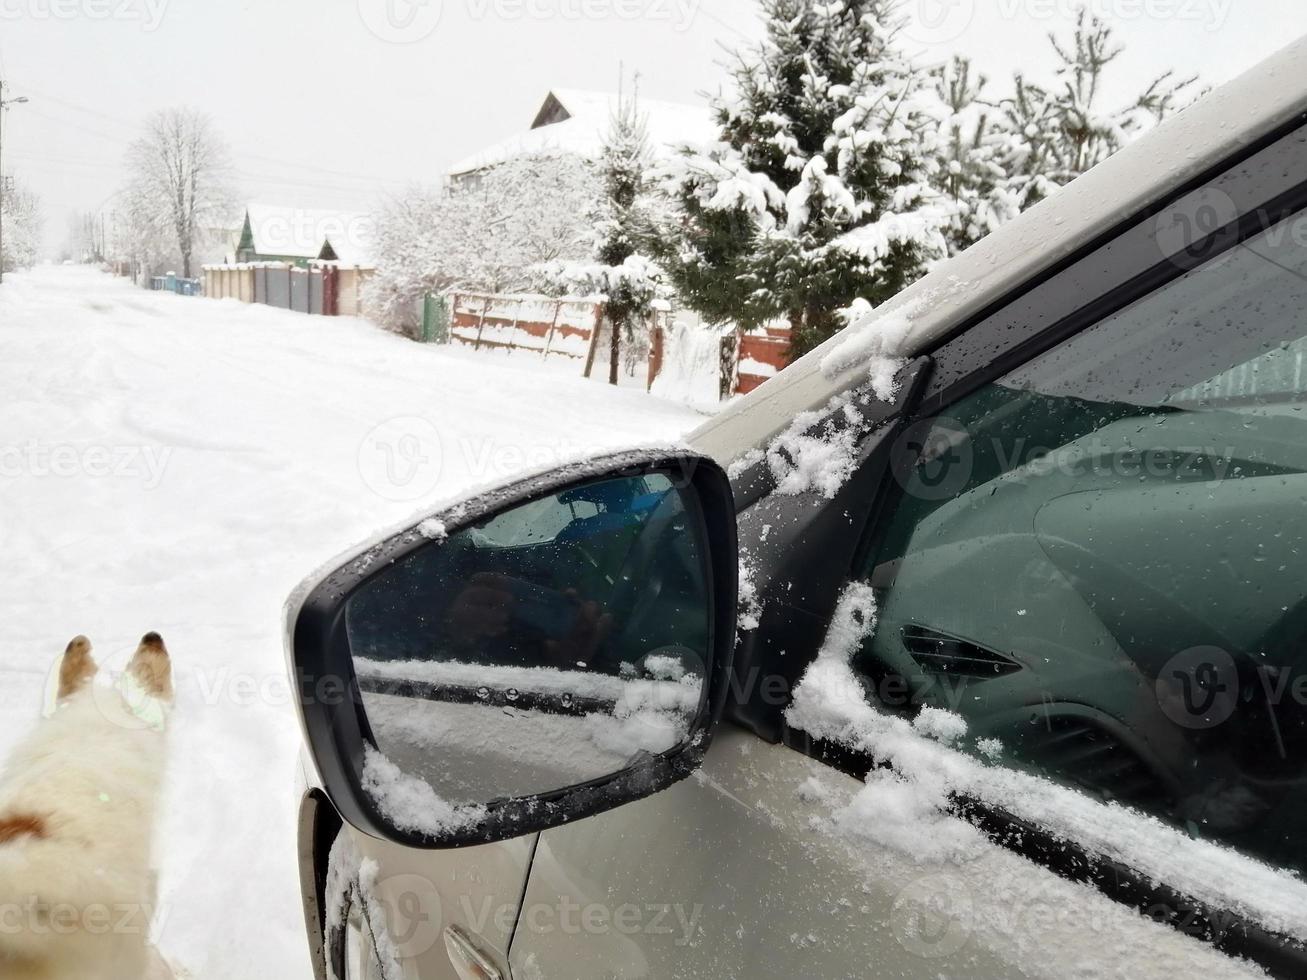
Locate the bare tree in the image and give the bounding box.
[125,107,232,278]
[0,180,43,272]
[117,186,177,283]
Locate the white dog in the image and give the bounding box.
[0,633,173,980]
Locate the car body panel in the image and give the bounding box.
[343,824,536,980]
[508,727,1264,979]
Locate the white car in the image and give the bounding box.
[287,36,1307,980]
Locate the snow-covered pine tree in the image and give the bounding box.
[999,8,1196,211]
[657,0,947,357]
[542,89,665,385]
[931,57,1021,254]
[593,90,656,385]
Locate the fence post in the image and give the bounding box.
[421,293,448,343]
[323,266,338,316]
[542,300,562,359]
[432,295,449,343]
[507,297,523,355]
[647,321,664,392]
[582,304,605,378]
[473,296,491,350]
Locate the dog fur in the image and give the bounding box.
[0,634,173,980]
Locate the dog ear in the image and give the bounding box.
[57,635,98,701]
[128,632,173,701]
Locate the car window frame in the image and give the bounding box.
[773,114,1307,978]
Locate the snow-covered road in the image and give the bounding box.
[0,266,704,978]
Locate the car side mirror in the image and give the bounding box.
[287,450,738,848]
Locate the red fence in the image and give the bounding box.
[734,327,792,395]
[448,293,603,359]
[445,289,797,400]
[647,323,793,399]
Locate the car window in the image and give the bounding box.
[861,209,1307,877]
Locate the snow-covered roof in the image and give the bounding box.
[446,88,716,177]
[242,203,376,265]
[689,34,1307,463]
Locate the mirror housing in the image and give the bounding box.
[287,449,738,849]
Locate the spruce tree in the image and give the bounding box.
[931,56,1020,254]
[998,9,1197,211]
[541,90,664,385]
[594,93,654,385]
[657,0,947,357]
[927,10,1197,255]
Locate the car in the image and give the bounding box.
[285,35,1307,980]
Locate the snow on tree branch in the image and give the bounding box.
[367,154,599,337]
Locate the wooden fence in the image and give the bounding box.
[202,262,374,316]
[734,326,792,395]
[444,300,797,398]
[448,292,604,360]
[647,323,793,399]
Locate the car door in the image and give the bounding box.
[508,117,1307,979]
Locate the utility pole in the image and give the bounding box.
[0,79,31,285]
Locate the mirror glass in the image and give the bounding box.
[344,472,711,833]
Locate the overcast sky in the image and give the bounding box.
[2,0,1305,254]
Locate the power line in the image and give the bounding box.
[19,84,420,186]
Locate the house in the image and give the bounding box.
[446,88,716,182]
[233,204,375,266]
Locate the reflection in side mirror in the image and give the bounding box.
[343,472,712,838]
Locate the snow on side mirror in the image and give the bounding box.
[288,450,738,848]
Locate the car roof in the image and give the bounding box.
[688,35,1307,465]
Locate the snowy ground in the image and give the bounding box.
[0,266,705,979]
